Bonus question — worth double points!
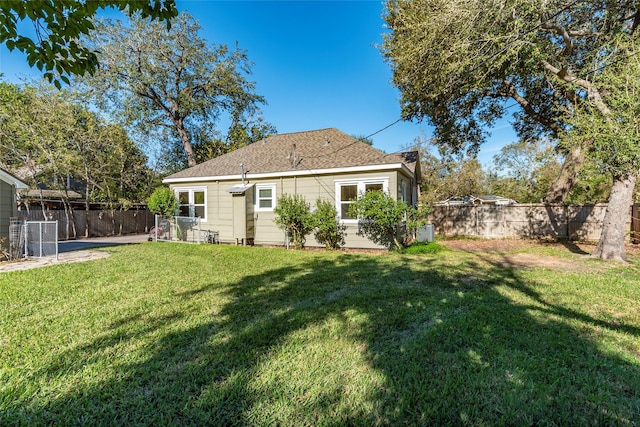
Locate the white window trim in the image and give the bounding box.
[174,187,207,221]
[335,177,389,223]
[255,183,276,212]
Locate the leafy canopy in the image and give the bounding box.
[382,0,638,177]
[0,80,151,209]
[0,1,177,88]
[566,36,640,180]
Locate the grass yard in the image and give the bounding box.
[1,241,640,425]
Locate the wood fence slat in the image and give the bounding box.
[16,209,154,240]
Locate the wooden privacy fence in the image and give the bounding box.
[16,209,154,240]
[429,204,640,242]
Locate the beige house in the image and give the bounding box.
[0,168,28,248]
[163,128,421,248]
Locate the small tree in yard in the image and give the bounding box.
[274,194,313,249]
[147,187,178,216]
[312,199,346,250]
[349,190,415,250]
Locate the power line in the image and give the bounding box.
[364,117,403,140]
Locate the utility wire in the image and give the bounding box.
[364,117,403,140]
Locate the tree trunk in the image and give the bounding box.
[175,117,196,168]
[592,173,637,262]
[543,145,585,203]
[38,188,47,220]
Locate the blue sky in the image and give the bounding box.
[0,0,515,166]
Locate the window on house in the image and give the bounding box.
[400,180,408,203]
[175,188,207,220]
[340,184,358,219]
[255,184,276,211]
[365,183,383,193]
[335,178,388,221]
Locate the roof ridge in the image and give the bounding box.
[269,127,338,138]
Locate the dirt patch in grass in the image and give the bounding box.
[441,239,533,253]
[484,252,586,270]
[440,239,640,271]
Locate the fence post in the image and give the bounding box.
[55,220,59,261]
[39,222,43,257]
[475,205,479,237]
[565,205,570,240]
[632,204,640,244]
[23,222,28,258]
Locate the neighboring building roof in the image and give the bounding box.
[164,128,419,182]
[0,167,28,189]
[436,195,517,206]
[19,189,83,200]
[435,196,475,206]
[475,195,516,204]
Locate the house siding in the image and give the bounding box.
[170,168,416,249]
[0,180,17,247]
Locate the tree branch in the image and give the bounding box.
[539,60,611,116]
[540,23,573,57]
[630,10,640,34]
[502,80,563,134]
[135,86,178,121]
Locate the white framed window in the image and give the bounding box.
[335,178,388,222]
[175,187,207,220]
[255,184,276,211]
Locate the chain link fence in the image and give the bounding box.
[8,219,58,260]
[150,215,211,244]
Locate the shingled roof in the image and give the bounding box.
[0,167,28,189]
[165,128,418,181]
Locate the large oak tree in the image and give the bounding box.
[382,0,640,261]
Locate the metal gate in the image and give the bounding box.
[9,219,59,260]
[150,215,203,244]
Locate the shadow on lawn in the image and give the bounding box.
[11,249,640,425]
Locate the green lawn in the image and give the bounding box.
[1,242,640,425]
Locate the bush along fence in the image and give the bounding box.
[429,203,640,243]
[15,209,155,240]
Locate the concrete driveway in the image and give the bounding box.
[58,234,149,253]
